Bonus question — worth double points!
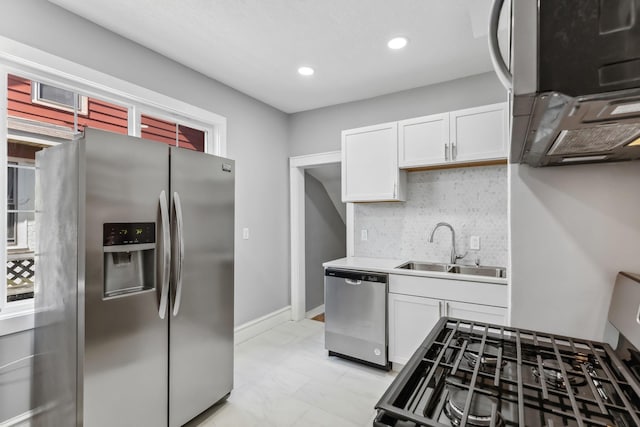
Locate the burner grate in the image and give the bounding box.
[374,318,640,427]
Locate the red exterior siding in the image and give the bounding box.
[141,114,205,152]
[8,75,129,135]
[8,75,204,152]
[7,142,41,160]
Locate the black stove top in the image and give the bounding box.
[374,318,640,427]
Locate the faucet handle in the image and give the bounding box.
[454,251,468,262]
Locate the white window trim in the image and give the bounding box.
[0,36,228,333]
[31,81,89,115]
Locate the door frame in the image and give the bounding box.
[289,151,354,321]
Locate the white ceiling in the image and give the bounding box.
[48,0,502,113]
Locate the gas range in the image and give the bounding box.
[374,273,640,427]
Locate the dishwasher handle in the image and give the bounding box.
[325,268,387,283]
[345,278,362,285]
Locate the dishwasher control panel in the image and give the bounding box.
[325,268,387,283]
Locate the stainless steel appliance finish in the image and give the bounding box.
[490,0,640,167]
[373,272,640,426]
[396,261,507,279]
[34,129,234,426]
[325,269,389,369]
[169,147,234,427]
[428,222,466,265]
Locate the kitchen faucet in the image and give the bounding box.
[428,222,467,265]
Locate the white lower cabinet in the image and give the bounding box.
[445,300,507,325]
[388,275,508,365]
[389,293,507,364]
[388,293,441,365]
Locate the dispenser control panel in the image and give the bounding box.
[103,222,155,246]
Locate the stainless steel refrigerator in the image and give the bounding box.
[33,128,234,426]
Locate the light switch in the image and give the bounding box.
[242,227,250,240]
[361,229,368,241]
[470,235,480,250]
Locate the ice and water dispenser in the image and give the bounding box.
[103,222,156,298]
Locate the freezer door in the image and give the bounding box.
[169,147,234,427]
[83,129,169,427]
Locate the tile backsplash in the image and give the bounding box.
[354,165,508,267]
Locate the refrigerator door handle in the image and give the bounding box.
[158,190,171,319]
[172,191,185,317]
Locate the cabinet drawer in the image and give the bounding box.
[389,274,507,307]
[445,300,507,326]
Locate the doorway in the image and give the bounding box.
[289,152,354,321]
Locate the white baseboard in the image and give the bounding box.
[234,305,292,345]
[305,304,325,319]
[0,408,34,426]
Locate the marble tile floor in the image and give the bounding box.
[187,319,397,427]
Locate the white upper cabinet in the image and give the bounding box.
[398,113,449,168]
[398,102,508,168]
[342,122,406,202]
[449,102,508,163]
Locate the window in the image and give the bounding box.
[1,59,223,320]
[32,81,88,114]
[141,114,206,152]
[6,142,39,302]
[6,163,16,245]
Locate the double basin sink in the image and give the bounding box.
[397,261,507,279]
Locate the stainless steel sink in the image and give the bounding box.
[447,265,507,278]
[396,261,507,278]
[396,261,450,272]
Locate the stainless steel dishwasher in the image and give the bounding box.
[324,268,389,370]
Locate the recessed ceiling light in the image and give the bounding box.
[298,66,315,76]
[387,37,408,50]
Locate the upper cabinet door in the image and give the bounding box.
[342,122,406,202]
[449,102,508,163]
[398,113,450,168]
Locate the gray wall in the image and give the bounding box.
[510,162,640,341]
[1,0,291,327]
[0,330,33,423]
[289,72,506,156]
[304,173,346,311]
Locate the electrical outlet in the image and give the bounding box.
[361,229,368,241]
[470,235,480,250]
[242,227,250,240]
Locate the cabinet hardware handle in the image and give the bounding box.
[444,143,449,161]
[452,142,457,160]
[438,301,443,317]
[445,302,450,316]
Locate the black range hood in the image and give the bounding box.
[489,0,640,167]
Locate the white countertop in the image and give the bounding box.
[323,257,508,285]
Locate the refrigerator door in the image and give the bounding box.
[83,129,170,427]
[34,141,81,426]
[169,147,234,427]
